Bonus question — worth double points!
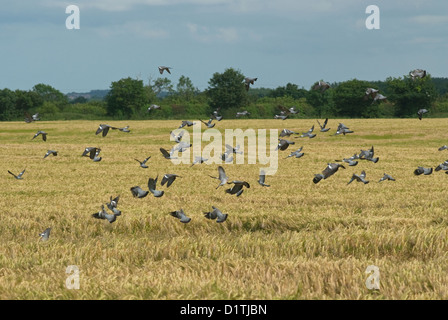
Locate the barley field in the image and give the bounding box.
[1,118,448,300]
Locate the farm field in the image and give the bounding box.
[1,118,448,299]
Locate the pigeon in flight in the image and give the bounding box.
[312,80,330,93]
[203,206,228,223]
[82,147,100,159]
[333,123,354,136]
[191,156,209,167]
[161,174,181,188]
[300,125,316,139]
[158,66,172,74]
[225,144,243,155]
[107,195,120,212]
[274,113,289,120]
[148,175,164,197]
[285,147,304,159]
[8,168,26,180]
[313,163,345,184]
[279,129,298,137]
[244,77,257,91]
[178,120,195,128]
[92,205,120,223]
[199,118,215,128]
[435,160,448,172]
[317,118,330,132]
[135,156,151,168]
[96,124,117,137]
[118,126,130,133]
[211,108,223,121]
[258,170,270,187]
[417,109,428,120]
[276,139,295,151]
[170,209,191,223]
[347,170,369,185]
[226,181,250,197]
[438,145,448,151]
[43,150,58,159]
[371,93,388,104]
[414,167,433,175]
[364,88,380,100]
[221,152,234,163]
[236,110,250,118]
[378,173,395,182]
[171,141,192,154]
[278,105,299,115]
[32,131,47,141]
[148,104,161,112]
[130,186,149,198]
[335,157,358,166]
[209,166,229,189]
[170,130,185,143]
[359,146,379,163]
[410,69,426,80]
[39,227,51,241]
[25,112,40,123]
[160,147,178,160]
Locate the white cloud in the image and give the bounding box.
[187,23,239,43]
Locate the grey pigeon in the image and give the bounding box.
[8,168,26,180]
[276,139,295,151]
[92,205,118,223]
[285,147,304,159]
[300,125,316,138]
[170,130,185,143]
[171,141,192,154]
[359,146,379,163]
[317,118,330,132]
[148,175,164,197]
[118,126,130,133]
[92,148,102,162]
[161,174,181,188]
[170,208,191,223]
[135,156,151,168]
[379,173,395,182]
[313,163,346,184]
[178,120,195,128]
[347,170,369,185]
[278,105,299,115]
[236,110,250,117]
[39,227,51,241]
[96,124,117,137]
[279,129,298,137]
[32,131,47,141]
[148,104,161,112]
[410,69,426,80]
[107,195,120,210]
[225,144,243,155]
[335,158,358,166]
[312,80,330,93]
[364,88,379,100]
[274,114,289,120]
[438,145,448,151]
[25,112,40,123]
[209,166,229,189]
[244,77,257,91]
[221,152,234,163]
[258,170,270,187]
[371,93,388,104]
[130,186,149,198]
[158,66,172,74]
[43,150,58,159]
[82,147,100,159]
[211,109,223,121]
[414,167,433,175]
[199,118,215,128]
[435,160,448,172]
[203,206,228,223]
[226,181,250,197]
[333,123,354,136]
[191,156,208,167]
[160,147,178,160]
[417,109,428,120]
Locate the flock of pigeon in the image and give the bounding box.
[10,67,433,241]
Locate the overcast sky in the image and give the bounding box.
[0,0,447,93]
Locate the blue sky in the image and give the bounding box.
[0,0,447,93]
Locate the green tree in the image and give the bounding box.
[176,75,198,101]
[106,77,148,118]
[269,83,307,100]
[386,73,437,117]
[32,83,68,108]
[206,68,248,110]
[0,88,18,120]
[151,77,174,98]
[332,79,380,118]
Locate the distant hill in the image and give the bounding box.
[66,89,109,101]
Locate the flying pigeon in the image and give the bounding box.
[333,123,354,136]
[43,150,58,159]
[236,111,250,117]
[8,168,26,180]
[96,124,117,137]
[32,131,47,141]
[359,146,379,163]
[170,208,191,223]
[244,77,257,91]
[347,170,369,185]
[226,181,250,197]
[278,105,299,115]
[225,144,243,155]
[199,118,215,128]
[364,88,379,100]
[191,156,208,166]
[160,147,178,160]
[92,205,119,223]
[312,80,330,93]
[118,126,130,133]
[161,174,181,188]
[285,147,304,159]
[221,152,234,163]
[279,129,298,137]
[313,163,346,184]
[107,195,120,211]
[203,206,228,223]
[178,120,195,128]
[417,109,428,120]
[317,118,330,132]
[335,158,358,166]
[148,104,161,112]
[410,69,426,80]
[438,145,448,151]
[158,66,172,74]
[148,175,164,197]
[274,113,289,120]
[82,147,100,159]
[39,227,51,241]
[258,170,270,187]
[130,186,149,198]
[435,160,448,172]
[414,167,433,175]
[135,156,151,168]
[211,109,223,121]
[378,173,395,182]
[371,93,388,104]
[300,125,316,139]
[170,130,185,143]
[276,139,295,151]
[209,166,229,189]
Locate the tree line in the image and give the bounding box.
[1,68,448,121]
